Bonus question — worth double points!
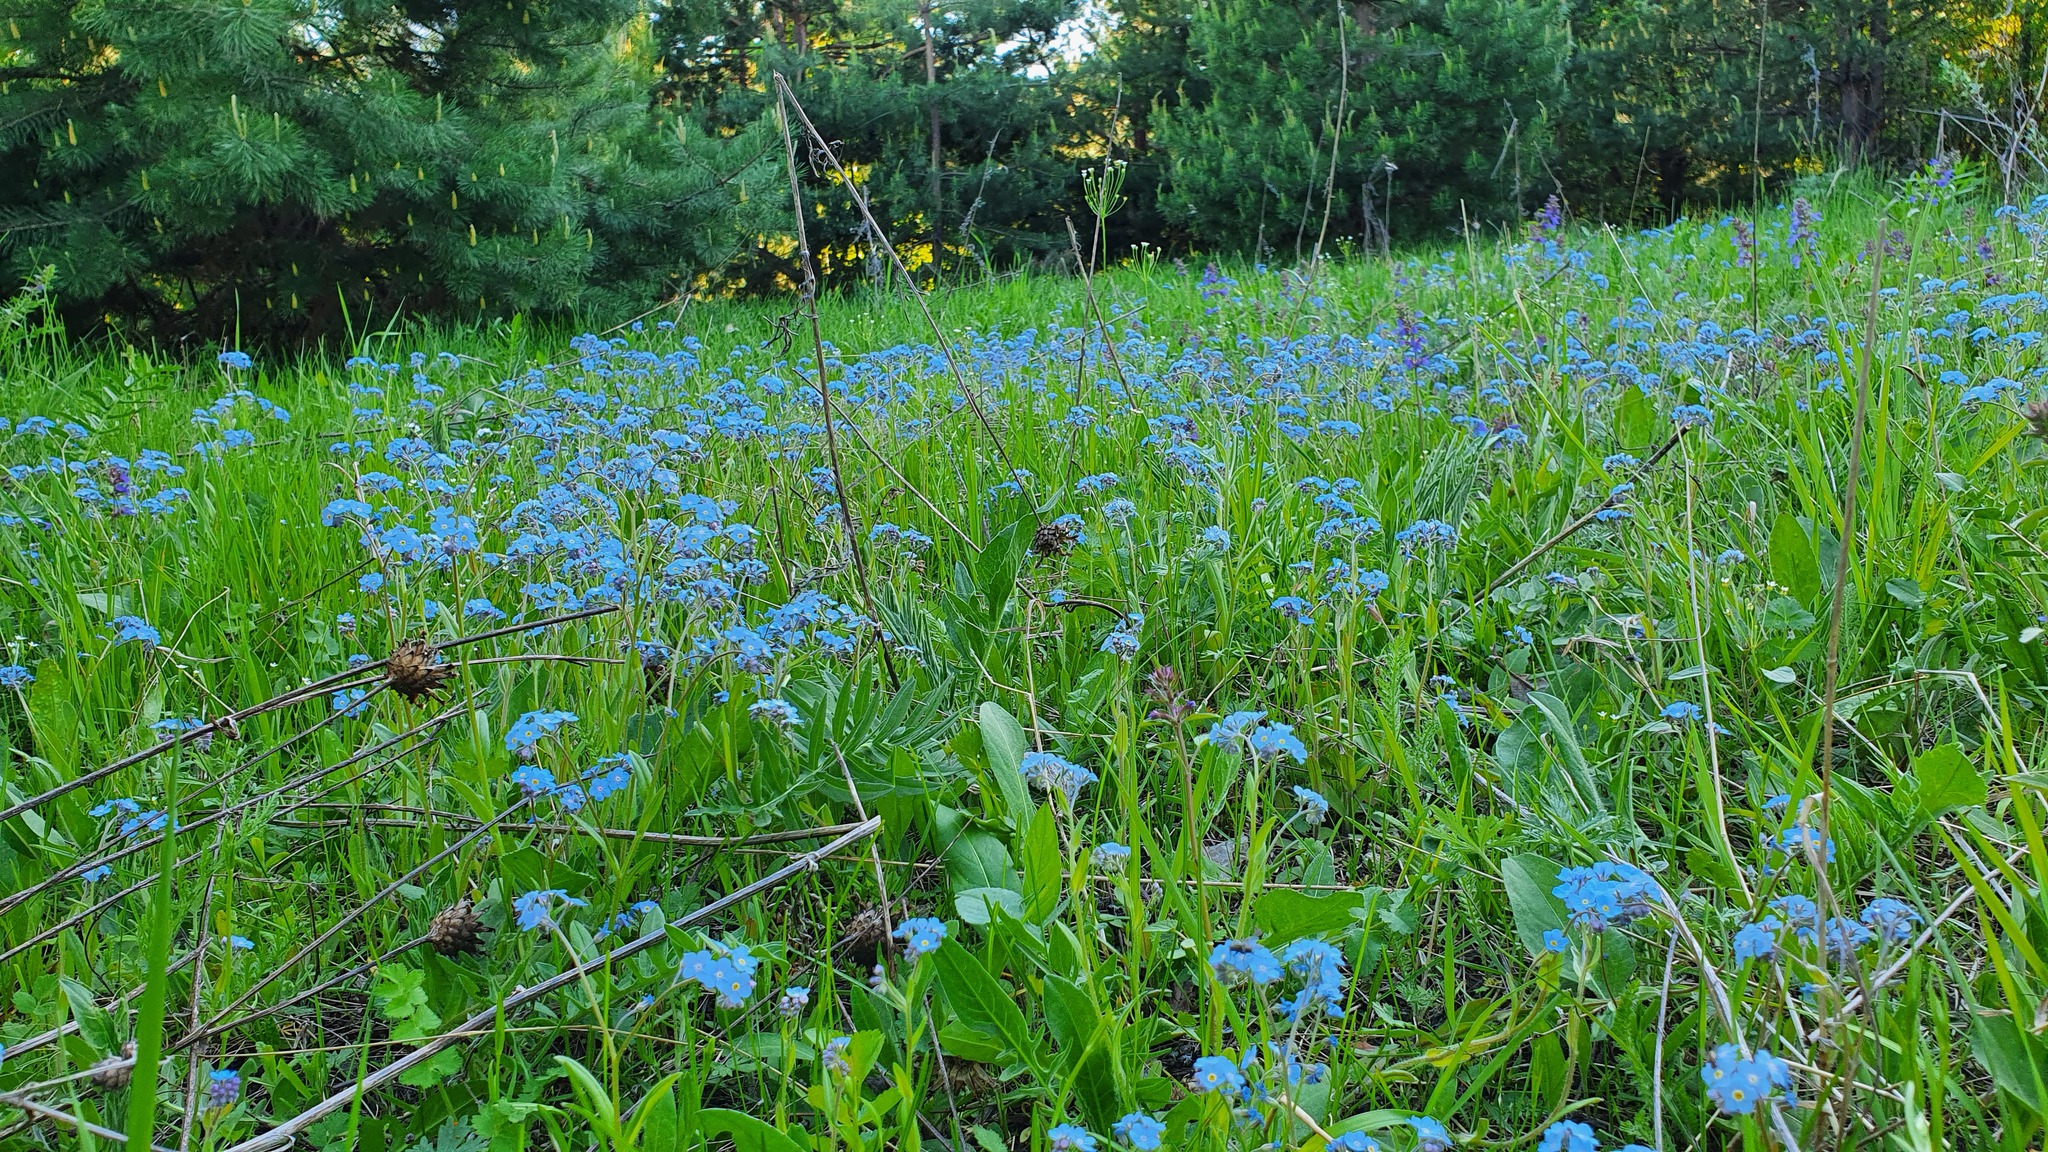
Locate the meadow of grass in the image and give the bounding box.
[2,167,2047,1152]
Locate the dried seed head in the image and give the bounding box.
[1030,519,1080,557]
[386,637,455,702]
[836,902,896,966]
[92,1040,137,1090]
[2026,396,2048,443]
[426,898,489,956]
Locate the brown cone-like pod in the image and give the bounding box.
[386,637,456,702]
[1030,518,1080,557]
[91,1040,138,1090]
[426,898,489,956]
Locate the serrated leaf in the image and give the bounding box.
[398,1047,465,1089]
[1761,596,1816,634]
[371,966,429,1022]
[1915,742,1985,814]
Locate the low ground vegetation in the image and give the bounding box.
[1,171,2047,1151]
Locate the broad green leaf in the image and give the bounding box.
[1528,692,1605,816]
[955,887,1027,925]
[1500,854,1565,956]
[933,941,1041,1075]
[1041,973,1100,1058]
[1768,512,1820,608]
[1500,854,1637,987]
[629,1074,684,1152]
[701,1108,810,1152]
[1254,888,1366,944]
[975,520,1029,625]
[1915,743,1986,814]
[976,702,1034,827]
[945,831,1019,895]
[1973,1015,2048,1114]
[1326,1110,1413,1142]
[1530,1032,1568,1115]
[1885,577,1926,607]
[59,977,115,1052]
[937,1022,1005,1063]
[1615,378,1657,447]
[1021,802,1063,920]
[1071,1043,1124,1133]
[554,1056,619,1133]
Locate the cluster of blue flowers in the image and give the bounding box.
[512,889,587,931]
[677,938,762,1009]
[1552,861,1661,932]
[107,616,161,648]
[1701,1044,1794,1114]
[1022,751,1098,803]
[1536,1118,1654,1152]
[505,709,578,758]
[1185,1040,1329,1127]
[891,917,948,959]
[1202,711,1308,764]
[1735,893,1921,966]
[748,697,802,729]
[88,796,170,838]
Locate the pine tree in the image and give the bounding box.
[0,0,777,339]
[1558,0,2006,219]
[1152,0,1568,253]
[1086,0,1209,252]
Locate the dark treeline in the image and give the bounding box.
[2,0,2043,338]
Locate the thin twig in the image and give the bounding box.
[771,73,1031,533]
[1474,428,1685,603]
[219,817,884,1152]
[0,713,453,975]
[2,950,203,1060]
[199,792,541,1031]
[4,1096,180,1152]
[774,86,900,692]
[0,603,615,828]
[0,686,430,922]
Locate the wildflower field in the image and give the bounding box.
[4,171,2048,1152]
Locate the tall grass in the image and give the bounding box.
[0,165,2045,1152]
